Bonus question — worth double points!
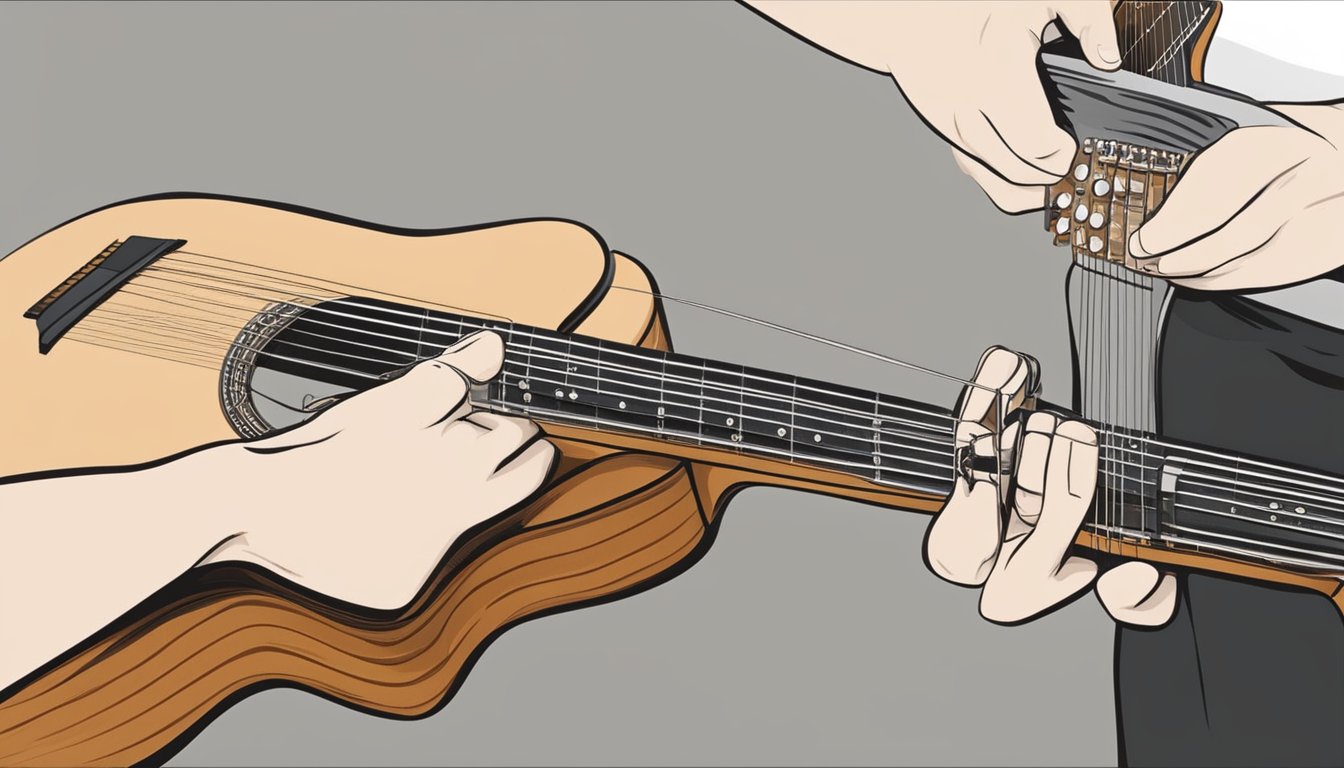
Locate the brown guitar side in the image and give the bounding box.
[0,197,932,766]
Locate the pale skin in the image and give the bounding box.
[750,1,1344,290]
[0,331,554,692]
[6,0,1339,694]
[752,1,1344,625]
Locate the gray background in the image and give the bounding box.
[1,2,1117,765]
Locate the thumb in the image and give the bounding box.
[1055,1,1122,72]
[431,329,506,384]
[249,330,507,447]
[382,330,505,426]
[1095,562,1178,626]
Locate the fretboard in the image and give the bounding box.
[482,321,958,497]
[253,297,1344,577]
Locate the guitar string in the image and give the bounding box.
[129,264,960,427]
[85,287,961,448]
[64,327,1344,574]
[110,249,1344,498]
[109,257,1344,496]
[126,266,1344,511]
[65,248,1344,508]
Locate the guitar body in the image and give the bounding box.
[0,194,939,767]
[0,196,706,766]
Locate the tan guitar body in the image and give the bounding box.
[0,196,936,766]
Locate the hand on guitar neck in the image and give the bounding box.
[0,331,553,692]
[926,347,1179,627]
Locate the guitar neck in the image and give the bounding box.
[252,296,1344,580]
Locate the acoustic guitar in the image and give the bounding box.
[2,1,1342,765]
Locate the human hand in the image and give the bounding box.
[924,347,1177,626]
[202,330,555,610]
[745,1,1119,210]
[1130,102,1344,290]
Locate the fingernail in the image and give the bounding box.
[1097,42,1122,66]
[445,330,487,351]
[1128,231,1152,259]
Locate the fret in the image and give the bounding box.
[583,341,663,432]
[738,364,795,456]
[661,351,705,440]
[432,312,958,493]
[701,362,745,447]
[793,378,881,482]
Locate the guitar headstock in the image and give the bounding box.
[1045,139,1187,271]
[1041,1,1219,270]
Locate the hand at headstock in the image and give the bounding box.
[744,1,1121,212]
[1130,102,1344,290]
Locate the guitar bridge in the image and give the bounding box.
[24,235,186,353]
[1044,138,1187,271]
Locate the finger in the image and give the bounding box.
[1009,419,1098,574]
[462,411,541,460]
[980,420,1099,624]
[952,147,1047,214]
[1054,1,1122,72]
[956,346,1033,446]
[981,552,1098,624]
[924,477,1003,586]
[490,439,556,494]
[436,330,505,383]
[1129,127,1311,261]
[1096,562,1178,626]
[1170,216,1337,291]
[1012,411,1060,525]
[952,103,1074,186]
[380,330,505,427]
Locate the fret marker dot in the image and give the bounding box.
[522,393,532,403]
[1230,507,1237,514]
[1269,502,1280,510]
[813,434,822,443]
[1296,506,1306,515]
[657,406,665,417]
[873,456,881,466]
[726,417,734,426]
[568,391,578,401]
[555,389,564,398]
[1271,514,1278,522]
[518,380,529,391]
[619,400,627,409]
[777,427,787,437]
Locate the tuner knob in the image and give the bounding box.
[1088,235,1104,254]
[1092,179,1111,197]
[1073,203,1088,222]
[1089,211,1106,229]
[1054,216,1069,235]
[1054,192,1073,209]
[1073,164,1090,182]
